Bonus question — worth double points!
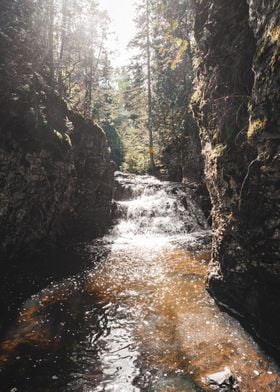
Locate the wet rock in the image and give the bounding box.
[204,367,240,391]
[114,178,135,201]
[113,173,209,236]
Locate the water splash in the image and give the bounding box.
[111,173,210,251]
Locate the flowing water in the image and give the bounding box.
[1,173,280,391]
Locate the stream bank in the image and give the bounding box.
[1,174,280,391]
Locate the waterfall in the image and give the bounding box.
[109,172,210,249]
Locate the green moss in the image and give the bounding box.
[247,118,267,141]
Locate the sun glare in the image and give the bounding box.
[98,0,137,67]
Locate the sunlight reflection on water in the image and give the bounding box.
[1,175,280,391]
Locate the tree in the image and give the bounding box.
[125,0,200,178]
[58,0,68,94]
[110,67,150,174]
[47,0,55,84]
[146,0,156,172]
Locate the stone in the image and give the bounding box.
[207,367,232,385]
[204,367,240,391]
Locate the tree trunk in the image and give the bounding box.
[48,0,55,85]
[58,0,67,95]
[84,29,104,118]
[146,0,155,172]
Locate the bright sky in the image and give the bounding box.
[98,0,137,67]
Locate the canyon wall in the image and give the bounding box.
[0,1,114,262]
[0,83,114,261]
[192,0,280,354]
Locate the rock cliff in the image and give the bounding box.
[0,76,114,261]
[192,0,280,355]
[0,1,114,261]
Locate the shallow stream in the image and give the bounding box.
[0,174,280,391]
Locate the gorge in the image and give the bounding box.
[1,174,280,391]
[0,0,280,390]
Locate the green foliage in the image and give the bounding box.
[109,68,151,174]
[1,0,200,178]
[124,0,198,176]
[120,127,150,174]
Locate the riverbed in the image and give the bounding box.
[0,174,279,391]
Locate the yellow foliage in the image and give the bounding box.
[248,118,267,140]
[213,144,227,158]
[53,130,63,141]
[171,39,188,70]
[64,133,72,147]
[268,26,280,47]
[53,130,72,147]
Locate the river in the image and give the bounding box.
[0,173,280,391]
